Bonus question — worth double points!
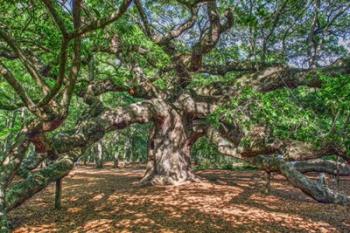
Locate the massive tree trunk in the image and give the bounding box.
[140,108,197,185]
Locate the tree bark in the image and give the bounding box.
[0,185,9,233]
[125,137,133,163]
[95,142,103,169]
[83,157,88,166]
[279,162,350,204]
[54,178,62,209]
[207,126,350,205]
[336,155,340,191]
[264,171,271,194]
[113,151,119,168]
[140,109,197,185]
[6,156,75,211]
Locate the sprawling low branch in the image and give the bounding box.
[199,61,282,76]
[206,126,350,204]
[292,159,350,175]
[52,98,161,155]
[279,160,350,204]
[4,98,163,210]
[195,61,350,98]
[1,133,30,187]
[6,153,77,211]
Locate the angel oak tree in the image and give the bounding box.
[1,0,350,231]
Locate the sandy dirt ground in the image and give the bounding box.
[9,164,350,233]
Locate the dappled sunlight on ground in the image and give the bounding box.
[10,165,350,233]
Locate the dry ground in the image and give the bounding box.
[9,164,350,233]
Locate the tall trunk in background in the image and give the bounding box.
[54,178,62,209]
[113,151,119,168]
[113,134,119,168]
[264,171,272,194]
[0,184,9,233]
[95,141,103,169]
[124,137,133,163]
[3,110,17,149]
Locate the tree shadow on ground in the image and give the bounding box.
[199,170,350,232]
[9,165,350,233]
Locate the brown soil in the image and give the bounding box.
[9,164,350,233]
